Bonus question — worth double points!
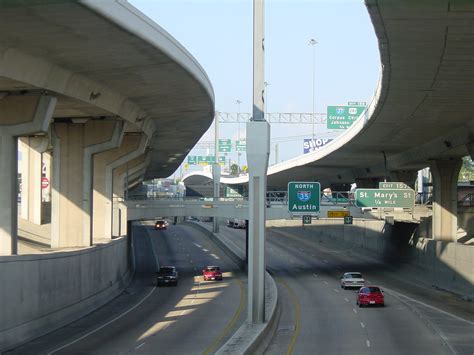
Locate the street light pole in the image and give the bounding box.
[235,99,242,172]
[308,38,317,147]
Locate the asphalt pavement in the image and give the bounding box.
[7,222,245,355]
[217,223,474,355]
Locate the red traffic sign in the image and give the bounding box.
[41,177,49,189]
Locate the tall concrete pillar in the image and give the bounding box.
[429,159,462,242]
[212,163,221,233]
[51,120,123,248]
[93,132,149,241]
[112,153,150,237]
[0,95,56,255]
[18,136,48,225]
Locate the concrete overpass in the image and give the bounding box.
[0,0,214,255]
[188,0,474,243]
[0,1,214,349]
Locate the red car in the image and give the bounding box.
[154,220,167,230]
[202,266,223,281]
[356,286,384,307]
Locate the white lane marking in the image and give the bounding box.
[135,343,146,350]
[323,281,328,285]
[360,322,365,329]
[366,340,371,348]
[353,308,357,314]
[190,260,193,264]
[47,286,156,354]
[344,298,349,302]
[202,248,209,252]
[191,299,195,305]
[333,289,339,293]
[180,310,186,316]
[384,287,474,325]
[194,267,197,271]
[313,273,318,277]
[323,260,329,263]
[193,243,202,248]
[311,254,315,257]
[210,253,220,260]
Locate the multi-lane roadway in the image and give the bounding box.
[218,223,474,355]
[7,223,245,355]
[7,221,473,354]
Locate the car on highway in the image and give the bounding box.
[202,266,223,281]
[340,272,365,289]
[156,266,178,286]
[227,218,246,229]
[356,286,384,307]
[154,220,167,230]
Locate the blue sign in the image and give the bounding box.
[303,138,333,153]
[297,191,311,202]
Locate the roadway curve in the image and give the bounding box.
[217,224,474,354]
[7,223,245,355]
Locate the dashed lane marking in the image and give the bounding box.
[366,340,371,348]
[360,322,365,328]
[333,289,339,293]
[323,281,328,285]
[313,273,318,277]
[193,243,202,248]
[202,248,209,252]
[353,308,357,314]
[135,343,146,350]
[344,298,349,302]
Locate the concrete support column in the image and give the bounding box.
[113,153,150,237]
[93,133,149,241]
[429,159,462,242]
[0,95,56,255]
[212,163,221,233]
[18,136,48,225]
[51,120,123,248]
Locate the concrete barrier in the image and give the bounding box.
[0,237,132,351]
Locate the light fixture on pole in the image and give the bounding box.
[308,38,318,146]
[235,99,242,172]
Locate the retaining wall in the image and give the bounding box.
[267,219,474,298]
[0,237,132,351]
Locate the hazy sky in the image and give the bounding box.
[129,0,380,175]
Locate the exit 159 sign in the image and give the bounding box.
[355,188,415,208]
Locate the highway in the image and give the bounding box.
[218,223,474,355]
[7,223,245,355]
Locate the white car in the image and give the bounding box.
[340,272,365,289]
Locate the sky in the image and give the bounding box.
[129,0,380,176]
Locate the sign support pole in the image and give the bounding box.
[247,0,269,324]
[212,113,220,233]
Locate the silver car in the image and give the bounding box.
[340,272,365,289]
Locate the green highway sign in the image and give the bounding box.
[344,216,353,225]
[327,105,365,129]
[303,215,312,225]
[225,186,242,198]
[355,188,415,208]
[218,139,232,153]
[236,140,246,152]
[378,182,409,189]
[197,156,210,166]
[189,156,225,166]
[288,181,321,213]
